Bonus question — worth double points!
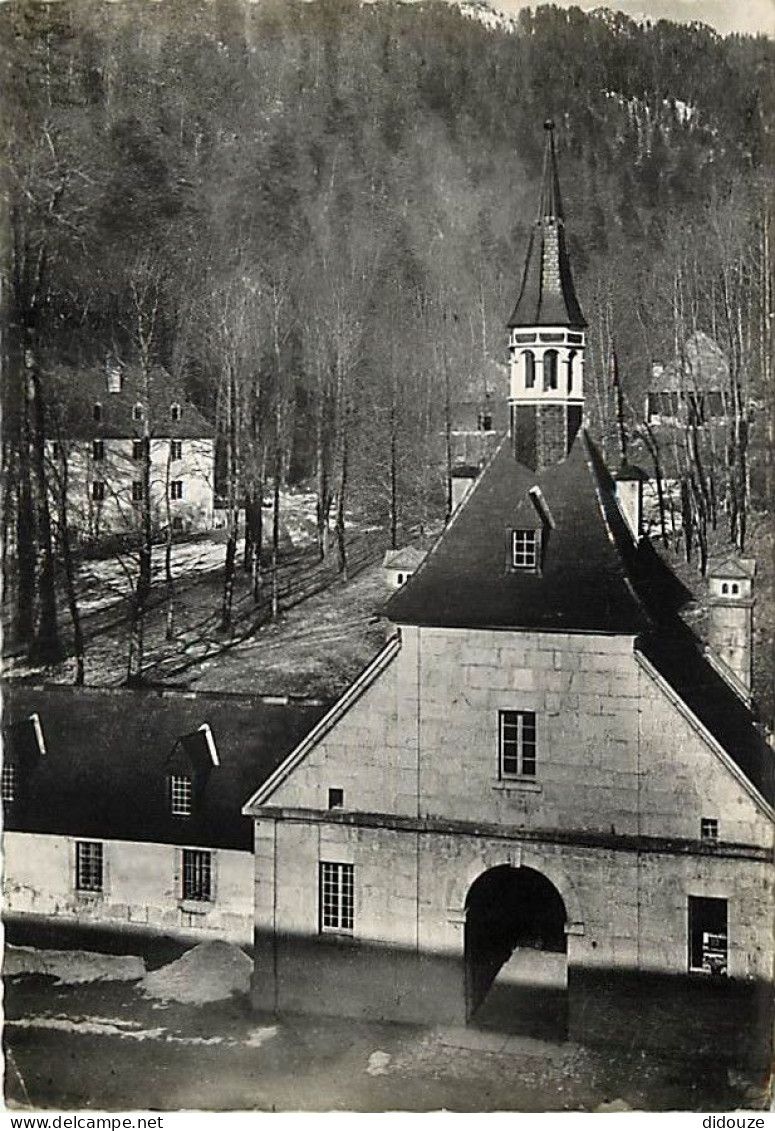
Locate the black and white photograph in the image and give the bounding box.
[1,0,773,1114]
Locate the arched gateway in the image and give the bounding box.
[464,865,569,1036]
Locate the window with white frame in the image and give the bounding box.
[2,762,16,802]
[320,862,354,933]
[75,841,103,892]
[171,440,183,461]
[133,403,144,422]
[499,710,537,778]
[170,403,182,422]
[701,817,719,841]
[169,480,183,501]
[92,439,104,462]
[182,848,211,901]
[170,774,193,816]
[511,529,539,571]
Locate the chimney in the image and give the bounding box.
[707,558,754,700]
[614,463,649,541]
[450,467,478,514]
[106,357,122,394]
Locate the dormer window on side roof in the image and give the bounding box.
[133,403,144,422]
[511,529,539,571]
[170,774,193,817]
[170,403,182,422]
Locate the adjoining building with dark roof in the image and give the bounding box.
[44,359,216,539]
[242,122,774,1065]
[2,684,326,944]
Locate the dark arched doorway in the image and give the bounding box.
[464,865,568,1036]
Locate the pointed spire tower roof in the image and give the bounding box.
[508,120,586,330]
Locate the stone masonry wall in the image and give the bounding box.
[270,626,771,848]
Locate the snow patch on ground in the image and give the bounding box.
[140,940,251,1004]
[245,1026,278,1048]
[6,1016,227,1046]
[4,946,145,984]
[366,1050,392,1076]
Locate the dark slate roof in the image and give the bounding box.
[385,430,774,807]
[507,124,586,330]
[2,685,327,851]
[386,431,655,634]
[638,631,774,807]
[44,364,214,440]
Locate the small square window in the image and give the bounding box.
[328,788,344,809]
[499,710,536,778]
[170,774,193,816]
[182,848,211,902]
[75,841,103,893]
[132,440,144,461]
[133,403,144,422]
[171,440,183,461]
[170,403,182,422]
[2,762,16,802]
[511,529,538,570]
[92,481,105,502]
[93,403,102,422]
[92,439,104,462]
[170,480,183,501]
[132,481,144,502]
[320,862,354,933]
[701,817,718,841]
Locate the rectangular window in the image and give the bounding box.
[2,762,16,802]
[75,841,103,893]
[51,441,60,460]
[170,403,182,422]
[133,404,144,422]
[133,440,144,461]
[511,529,538,570]
[182,849,211,902]
[92,440,104,462]
[499,710,537,778]
[171,440,183,461]
[91,481,105,502]
[93,403,102,422]
[170,480,184,501]
[688,896,728,975]
[328,788,344,810]
[700,817,719,841]
[320,862,354,933]
[170,774,193,816]
[132,481,144,502]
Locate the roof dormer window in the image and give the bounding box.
[93,402,103,422]
[511,529,539,571]
[133,403,144,422]
[170,403,182,422]
[170,774,193,817]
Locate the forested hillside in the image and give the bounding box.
[3,0,773,660]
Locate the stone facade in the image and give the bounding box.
[248,625,774,1055]
[47,436,215,538]
[4,831,253,943]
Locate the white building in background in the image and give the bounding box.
[44,360,215,540]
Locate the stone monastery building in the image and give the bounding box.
[244,123,774,1059]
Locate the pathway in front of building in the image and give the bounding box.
[4,965,765,1112]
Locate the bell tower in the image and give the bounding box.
[508,120,587,470]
